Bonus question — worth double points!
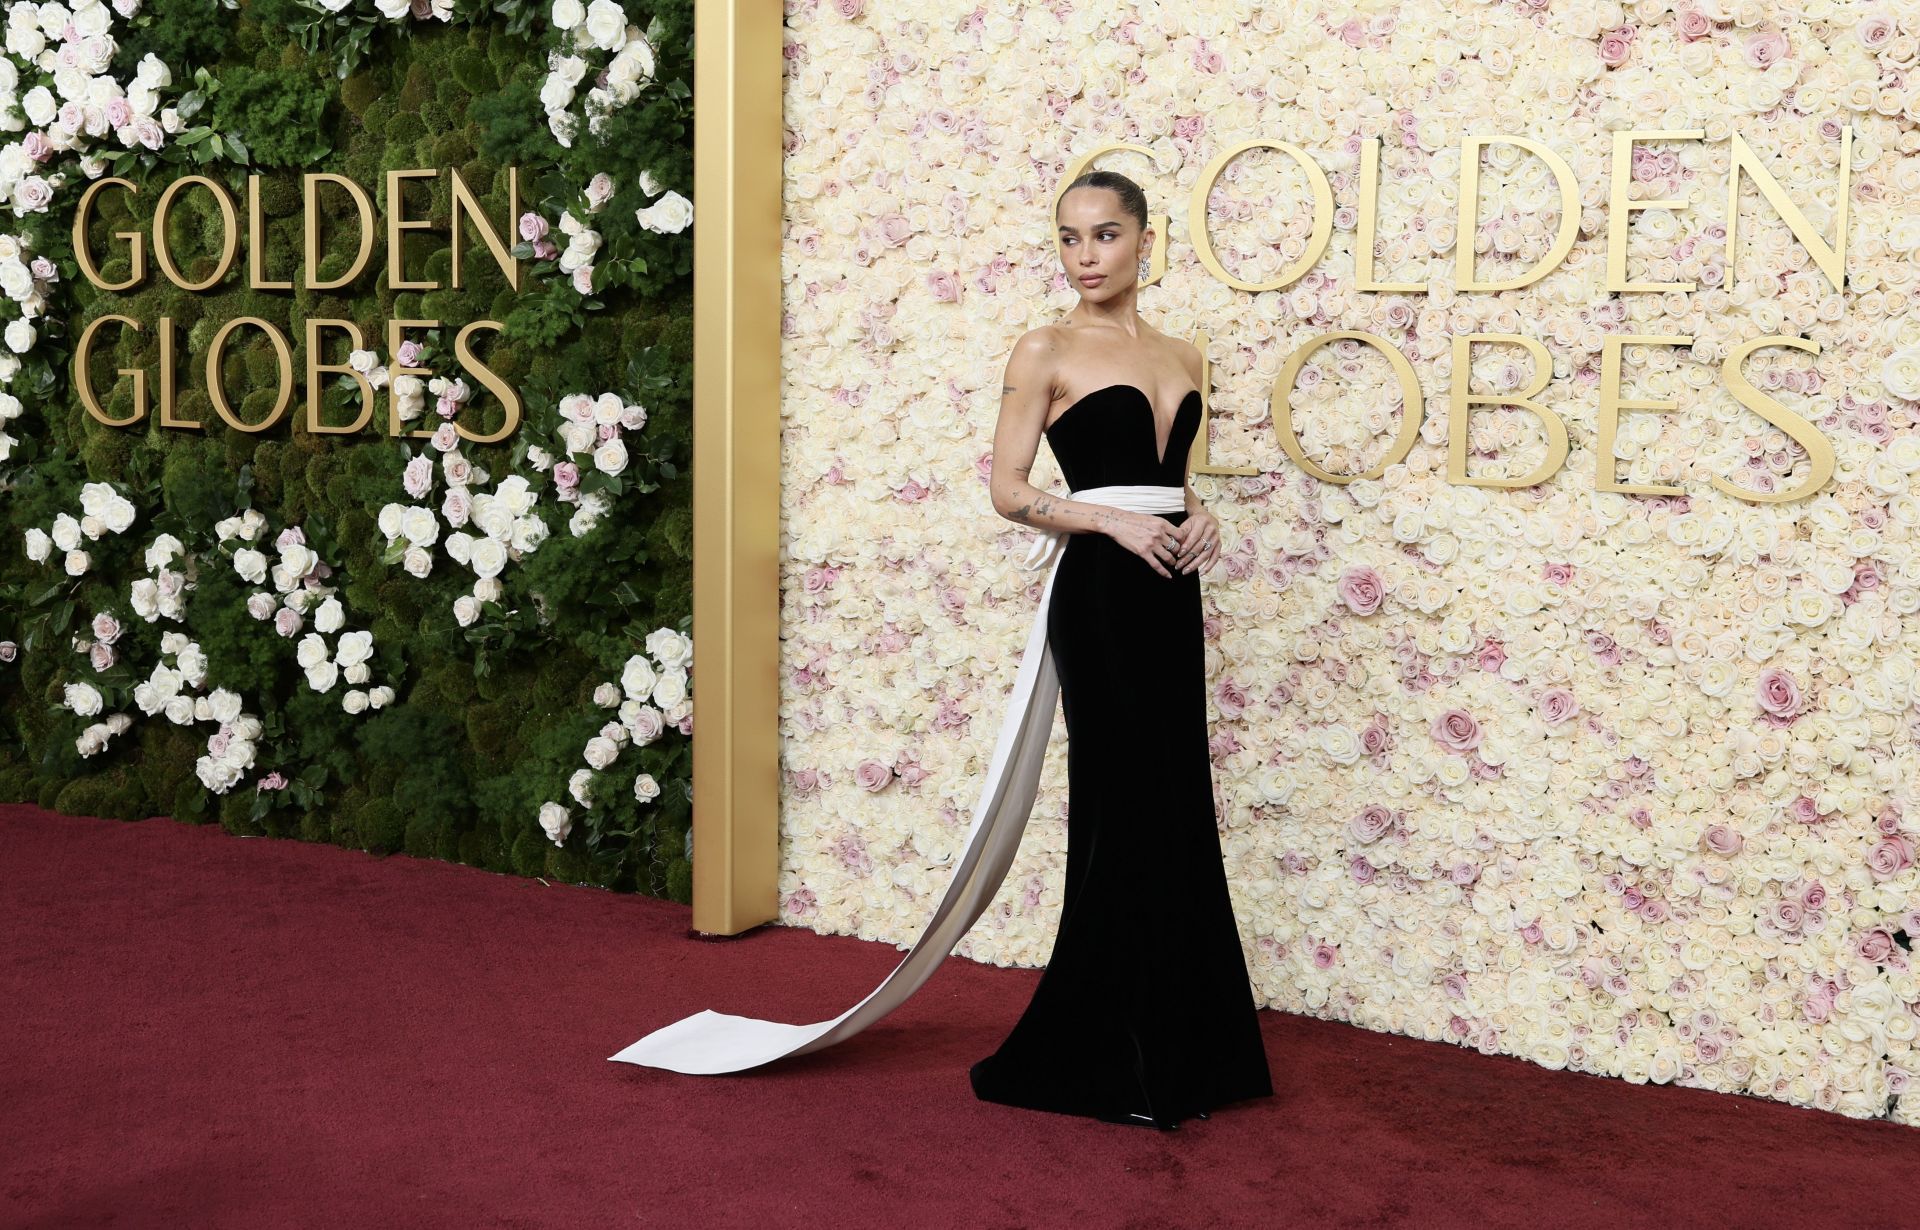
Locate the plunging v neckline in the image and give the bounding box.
[1046,383,1201,467]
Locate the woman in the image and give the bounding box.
[966,169,1272,1129]
[609,171,1271,1131]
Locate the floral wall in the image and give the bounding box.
[776,0,1920,1124]
[0,1,699,900]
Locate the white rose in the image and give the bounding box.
[633,773,660,803]
[634,189,692,234]
[296,632,329,670]
[538,800,571,846]
[568,767,594,809]
[64,681,103,716]
[452,594,481,627]
[651,668,688,709]
[646,628,692,669]
[592,437,628,475]
[342,689,369,715]
[402,545,433,578]
[334,629,374,669]
[583,0,627,49]
[232,547,267,584]
[4,318,35,352]
[621,654,658,699]
[51,513,81,552]
[400,505,438,546]
[584,735,620,769]
[314,595,344,634]
[64,549,89,576]
[470,536,508,579]
[593,682,622,707]
[23,526,50,561]
[305,661,339,693]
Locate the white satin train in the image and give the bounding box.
[608,483,1189,1074]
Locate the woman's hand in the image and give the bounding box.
[1170,506,1221,575]
[1103,510,1183,579]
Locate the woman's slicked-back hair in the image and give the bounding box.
[1056,168,1149,230]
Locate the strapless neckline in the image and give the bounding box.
[1046,383,1201,467]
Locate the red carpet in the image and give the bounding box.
[1,803,1912,1229]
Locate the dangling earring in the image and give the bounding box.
[1138,256,1151,283]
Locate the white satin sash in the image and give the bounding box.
[609,484,1190,1074]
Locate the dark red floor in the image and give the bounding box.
[1,802,1913,1229]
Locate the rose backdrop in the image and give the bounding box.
[777,0,1920,1124]
[0,0,698,900]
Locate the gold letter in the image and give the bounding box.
[1272,331,1424,483]
[1606,129,1705,292]
[1726,128,1851,293]
[386,168,439,291]
[305,319,374,435]
[1711,335,1835,504]
[1186,328,1257,476]
[386,318,438,436]
[247,175,292,291]
[71,177,144,291]
[72,315,145,426]
[1356,137,1421,293]
[153,175,239,292]
[450,166,520,291]
[1456,136,1579,292]
[205,317,294,433]
[1190,138,1333,292]
[451,320,523,443]
[1597,334,1691,496]
[304,173,377,291]
[157,316,198,429]
[1447,334,1569,489]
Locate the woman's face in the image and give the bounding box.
[1056,186,1151,300]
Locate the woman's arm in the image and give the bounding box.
[989,329,1133,542]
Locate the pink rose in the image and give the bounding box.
[1349,856,1375,885]
[1348,804,1394,844]
[1542,562,1574,586]
[1359,723,1391,757]
[1757,667,1803,719]
[1598,28,1634,67]
[1744,30,1788,69]
[1858,16,1896,49]
[1860,929,1896,963]
[1789,795,1822,824]
[275,526,306,549]
[519,212,549,242]
[90,612,122,644]
[402,455,433,499]
[89,642,115,671]
[274,608,302,638]
[1430,708,1483,753]
[1802,881,1827,911]
[854,759,892,792]
[553,461,581,490]
[256,771,287,791]
[1676,10,1712,40]
[1311,941,1338,970]
[1478,640,1506,672]
[1868,836,1914,881]
[396,340,425,368]
[572,265,595,295]
[1538,688,1579,725]
[927,270,961,303]
[0,641,16,663]
[534,238,559,261]
[1336,565,1385,616]
[585,173,615,212]
[834,0,864,16]
[1702,824,1744,856]
[21,132,52,163]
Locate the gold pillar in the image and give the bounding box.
[690,0,782,935]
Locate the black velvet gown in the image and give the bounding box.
[968,383,1274,1127]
